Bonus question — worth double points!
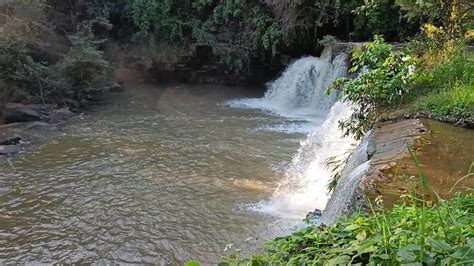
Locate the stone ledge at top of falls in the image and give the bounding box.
[320,118,474,225]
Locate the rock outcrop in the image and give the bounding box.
[2,103,55,123]
[321,119,429,224]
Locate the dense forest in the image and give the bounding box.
[1,0,472,107]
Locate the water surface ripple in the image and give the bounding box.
[0,84,303,264]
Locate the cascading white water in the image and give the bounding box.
[227,48,348,122]
[252,101,358,219]
[230,48,359,219]
[320,161,371,224]
[262,56,334,112]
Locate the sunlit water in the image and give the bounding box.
[0,84,309,264]
[226,52,356,218]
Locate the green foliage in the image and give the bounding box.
[0,0,56,103]
[128,0,159,32]
[411,50,473,92]
[328,30,472,139]
[191,0,282,69]
[222,193,474,265]
[406,44,474,123]
[59,25,109,98]
[0,1,112,105]
[81,0,423,73]
[184,260,200,266]
[354,0,408,39]
[413,85,474,121]
[329,36,415,139]
[325,151,352,193]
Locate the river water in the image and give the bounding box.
[1,51,353,263]
[0,84,312,264]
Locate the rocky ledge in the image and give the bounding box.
[320,118,474,225]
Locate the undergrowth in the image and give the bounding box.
[412,84,474,121]
[407,49,474,123]
[220,193,473,265]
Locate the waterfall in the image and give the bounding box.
[320,161,371,224]
[229,48,360,219]
[227,48,348,122]
[252,101,358,219]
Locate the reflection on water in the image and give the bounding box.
[0,84,305,264]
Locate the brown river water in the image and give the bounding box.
[0,84,308,264]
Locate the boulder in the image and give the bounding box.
[2,103,52,123]
[48,108,75,124]
[0,145,20,155]
[0,136,22,145]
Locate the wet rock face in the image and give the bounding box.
[322,119,430,225]
[369,119,428,165]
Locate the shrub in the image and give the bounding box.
[0,1,111,105]
[408,45,473,122]
[221,193,474,265]
[328,36,415,139]
[58,21,110,100]
[413,85,474,121]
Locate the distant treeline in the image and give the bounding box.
[0,0,472,105]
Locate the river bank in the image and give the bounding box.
[0,82,123,156]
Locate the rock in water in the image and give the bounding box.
[305,209,322,225]
[2,103,52,123]
[0,145,20,155]
[0,136,22,145]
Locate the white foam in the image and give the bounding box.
[225,52,348,121]
[249,102,358,218]
[229,51,355,219]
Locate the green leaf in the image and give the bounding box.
[427,237,452,253]
[397,247,417,263]
[185,260,200,266]
[326,255,351,265]
[344,224,360,231]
